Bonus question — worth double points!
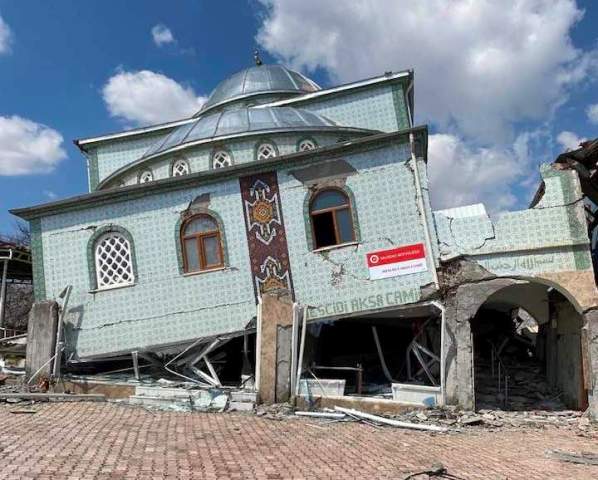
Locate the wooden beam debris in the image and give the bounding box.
[334,406,448,432]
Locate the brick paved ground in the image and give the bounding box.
[0,402,597,480]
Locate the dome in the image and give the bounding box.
[198,65,321,114]
[143,107,342,159]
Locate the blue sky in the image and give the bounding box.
[0,0,597,234]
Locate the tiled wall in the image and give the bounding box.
[293,83,409,133]
[433,165,592,276]
[279,142,436,320]
[40,179,255,358]
[114,132,353,187]
[91,131,169,190]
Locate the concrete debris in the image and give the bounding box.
[0,392,105,402]
[334,406,448,432]
[255,403,295,419]
[459,415,484,426]
[545,449,598,466]
[127,385,256,413]
[286,405,596,435]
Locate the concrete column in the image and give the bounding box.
[257,290,294,404]
[584,310,598,419]
[25,301,59,382]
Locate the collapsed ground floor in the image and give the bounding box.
[0,402,596,480]
[19,267,598,418]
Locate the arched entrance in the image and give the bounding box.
[471,282,589,411]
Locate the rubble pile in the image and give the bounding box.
[377,406,595,435]
[476,358,566,411]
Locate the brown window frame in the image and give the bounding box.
[181,214,225,273]
[309,188,356,250]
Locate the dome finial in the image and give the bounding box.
[253,49,263,66]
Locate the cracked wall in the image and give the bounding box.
[434,165,593,287]
[40,178,256,359]
[279,141,437,320]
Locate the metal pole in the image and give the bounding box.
[294,306,308,397]
[290,303,299,399]
[255,297,263,392]
[430,301,446,406]
[0,259,8,328]
[132,351,140,381]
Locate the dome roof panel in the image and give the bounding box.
[199,65,320,114]
[143,106,356,159]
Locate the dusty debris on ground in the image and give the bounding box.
[545,449,598,466]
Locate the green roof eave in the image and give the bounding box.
[11,125,428,221]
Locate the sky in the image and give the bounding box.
[0,0,597,234]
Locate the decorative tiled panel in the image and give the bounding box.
[475,246,589,276]
[40,179,256,358]
[279,142,437,321]
[239,172,294,298]
[296,84,403,133]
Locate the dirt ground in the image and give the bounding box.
[0,402,597,479]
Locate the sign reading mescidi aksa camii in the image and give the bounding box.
[366,243,428,280]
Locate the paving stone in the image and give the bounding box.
[0,402,596,479]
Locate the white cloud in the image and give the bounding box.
[556,130,586,151]
[102,70,207,126]
[587,104,598,125]
[43,190,58,200]
[151,24,175,47]
[427,131,546,212]
[257,0,596,143]
[0,13,12,54]
[0,116,67,176]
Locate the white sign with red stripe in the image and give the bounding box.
[366,243,427,280]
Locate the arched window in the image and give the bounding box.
[309,189,355,249]
[212,150,232,169]
[94,232,135,289]
[181,214,224,273]
[172,158,190,176]
[139,170,153,183]
[298,138,317,152]
[256,142,277,160]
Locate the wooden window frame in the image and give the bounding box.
[309,188,356,249]
[181,214,225,273]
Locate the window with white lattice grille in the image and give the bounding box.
[256,143,277,160]
[298,139,316,152]
[172,159,190,176]
[94,233,135,289]
[212,150,232,169]
[139,170,153,183]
